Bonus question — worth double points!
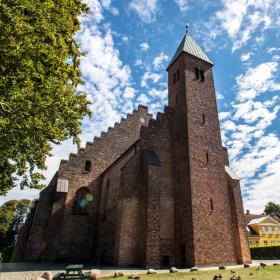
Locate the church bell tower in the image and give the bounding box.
[166,29,251,266]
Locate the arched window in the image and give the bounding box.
[84,160,92,172]
[72,187,91,215]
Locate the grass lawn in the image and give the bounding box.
[103,265,280,280]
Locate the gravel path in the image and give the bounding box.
[1,260,280,280]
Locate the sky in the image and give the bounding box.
[1,0,280,213]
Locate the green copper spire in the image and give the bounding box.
[166,32,213,70]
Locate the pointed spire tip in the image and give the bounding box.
[186,23,189,34]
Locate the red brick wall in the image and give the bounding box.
[25,106,151,262]
[168,55,195,267]
[227,174,252,264]
[24,175,57,261]
[185,54,237,264]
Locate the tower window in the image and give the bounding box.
[194,67,205,81]
[200,70,205,81]
[173,73,176,84]
[176,69,180,81]
[84,160,92,172]
[195,67,200,80]
[210,198,214,211]
[206,152,209,162]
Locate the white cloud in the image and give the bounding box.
[236,62,280,101]
[140,42,150,51]
[201,1,280,52]
[83,0,104,23]
[216,91,224,100]
[215,0,248,39]
[135,59,143,66]
[174,0,188,12]
[220,62,280,213]
[137,93,150,105]
[153,52,169,70]
[141,72,161,87]
[268,47,280,54]
[122,35,129,43]
[240,52,253,62]
[123,87,136,99]
[272,55,280,62]
[129,0,158,23]
[110,7,119,16]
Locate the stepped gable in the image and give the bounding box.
[142,106,172,134]
[57,105,152,189]
[140,106,172,151]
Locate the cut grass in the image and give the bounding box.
[103,265,280,280]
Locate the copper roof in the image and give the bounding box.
[167,33,213,70]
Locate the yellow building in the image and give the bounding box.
[246,215,280,248]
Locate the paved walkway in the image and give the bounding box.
[1,260,280,280]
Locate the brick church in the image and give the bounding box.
[12,31,251,267]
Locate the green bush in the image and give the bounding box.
[251,245,280,259]
[0,246,14,262]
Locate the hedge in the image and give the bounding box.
[251,245,280,259]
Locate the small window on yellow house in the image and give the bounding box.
[275,226,279,232]
[269,226,273,234]
[249,240,252,245]
[261,226,266,234]
[271,240,275,245]
[264,240,268,245]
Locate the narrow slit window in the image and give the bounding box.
[200,70,205,81]
[173,73,176,84]
[84,160,92,172]
[176,94,178,104]
[206,152,209,162]
[210,198,214,211]
[202,114,205,124]
[176,69,180,81]
[195,67,199,80]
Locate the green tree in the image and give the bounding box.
[0,0,91,195]
[0,199,33,261]
[264,202,280,218]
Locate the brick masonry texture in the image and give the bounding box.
[13,49,251,267]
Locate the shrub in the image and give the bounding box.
[251,245,280,260]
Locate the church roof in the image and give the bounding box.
[166,33,213,70]
[225,165,239,180]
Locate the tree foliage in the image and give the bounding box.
[0,199,33,261]
[264,202,280,218]
[0,0,91,195]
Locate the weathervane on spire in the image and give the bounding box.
[186,23,189,34]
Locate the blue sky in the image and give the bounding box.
[1,0,280,213]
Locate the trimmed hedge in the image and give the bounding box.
[251,245,280,260]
